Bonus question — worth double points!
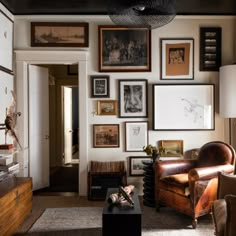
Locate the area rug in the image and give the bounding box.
[27,206,214,236]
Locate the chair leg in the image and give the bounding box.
[192,218,197,229]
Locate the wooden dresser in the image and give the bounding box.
[0,176,32,235]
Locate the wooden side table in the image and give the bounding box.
[103,188,142,236]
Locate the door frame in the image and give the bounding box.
[15,50,89,196]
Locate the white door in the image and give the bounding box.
[29,65,49,191]
[63,86,73,164]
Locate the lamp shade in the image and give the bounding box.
[220,65,236,118]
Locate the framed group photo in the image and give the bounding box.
[153,84,215,130]
[118,79,148,118]
[91,75,110,98]
[93,124,119,148]
[160,38,194,80]
[125,121,148,152]
[129,156,151,176]
[159,140,184,157]
[98,25,151,72]
[97,100,117,115]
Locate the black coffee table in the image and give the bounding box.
[102,188,142,236]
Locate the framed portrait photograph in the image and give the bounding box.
[129,156,151,176]
[153,84,215,130]
[125,121,148,152]
[118,79,148,118]
[0,10,13,74]
[160,38,194,80]
[31,22,89,47]
[93,124,119,148]
[91,75,110,98]
[159,140,184,157]
[98,25,151,72]
[97,100,117,115]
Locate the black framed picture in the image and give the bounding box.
[118,79,148,118]
[91,75,110,98]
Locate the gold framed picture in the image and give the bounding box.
[159,140,184,157]
[97,100,117,116]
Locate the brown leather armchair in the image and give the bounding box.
[212,172,236,236]
[154,141,235,228]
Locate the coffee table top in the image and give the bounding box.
[103,188,142,215]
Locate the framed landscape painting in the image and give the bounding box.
[97,100,117,115]
[98,25,151,72]
[159,140,184,157]
[129,156,151,176]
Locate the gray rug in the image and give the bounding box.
[27,206,214,236]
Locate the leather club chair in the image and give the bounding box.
[212,172,236,236]
[154,141,235,228]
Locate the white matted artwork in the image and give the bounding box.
[153,84,215,130]
[129,156,151,176]
[125,121,148,152]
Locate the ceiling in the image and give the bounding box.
[1,0,236,16]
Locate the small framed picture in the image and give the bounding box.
[125,121,148,152]
[118,79,148,118]
[160,38,194,80]
[159,140,184,157]
[97,100,118,115]
[91,75,110,98]
[129,156,151,176]
[93,124,119,148]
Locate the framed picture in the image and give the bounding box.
[118,79,148,118]
[91,75,110,98]
[67,65,78,75]
[200,27,221,71]
[129,156,151,176]
[160,38,194,80]
[159,140,184,157]
[93,124,119,148]
[31,22,89,47]
[153,84,215,130]
[97,100,117,115]
[0,10,13,74]
[125,122,148,152]
[98,25,151,72]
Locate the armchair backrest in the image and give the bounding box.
[197,141,235,168]
[217,172,236,199]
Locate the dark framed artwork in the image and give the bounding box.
[91,75,110,98]
[98,25,151,72]
[129,156,151,176]
[200,27,222,71]
[93,124,119,148]
[118,79,148,118]
[97,100,117,115]
[160,38,194,80]
[153,84,215,130]
[31,22,89,47]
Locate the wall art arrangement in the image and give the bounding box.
[98,25,151,72]
[93,124,119,148]
[160,38,194,80]
[31,22,89,47]
[125,121,148,152]
[91,75,110,98]
[97,100,117,115]
[159,140,184,157]
[118,79,148,118]
[0,10,13,74]
[129,156,150,176]
[200,27,221,71]
[153,84,215,130]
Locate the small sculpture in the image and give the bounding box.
[143,144,165,162]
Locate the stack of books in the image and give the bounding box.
[0,144,19,178]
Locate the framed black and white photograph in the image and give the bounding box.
[0,10,13,74]
[153,84,215,130]
[160,38,194,80]
[118,79,148,118]
[91,75,110,98]
[129,156,151,176]
[98,25,151,72]
[125,121,148,152]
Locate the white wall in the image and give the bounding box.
[13,15,235,194]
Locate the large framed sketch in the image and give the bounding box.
[118,79,148,118]
[0,10,13,74]
[125,121,148,152]
[98,25,151,72]
[153,84,215,130]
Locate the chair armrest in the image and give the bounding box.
[188,164,234,182]
[154,159,197,178]
[225,195,236,236]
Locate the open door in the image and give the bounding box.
[28,65,49,191]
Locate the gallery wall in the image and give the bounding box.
[13,14,235,194]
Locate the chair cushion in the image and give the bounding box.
[159,173,190,196]
[212,199,226,236]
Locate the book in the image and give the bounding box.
[0,162,19,172]
[0,154,13,165]
[0,144,13,150]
